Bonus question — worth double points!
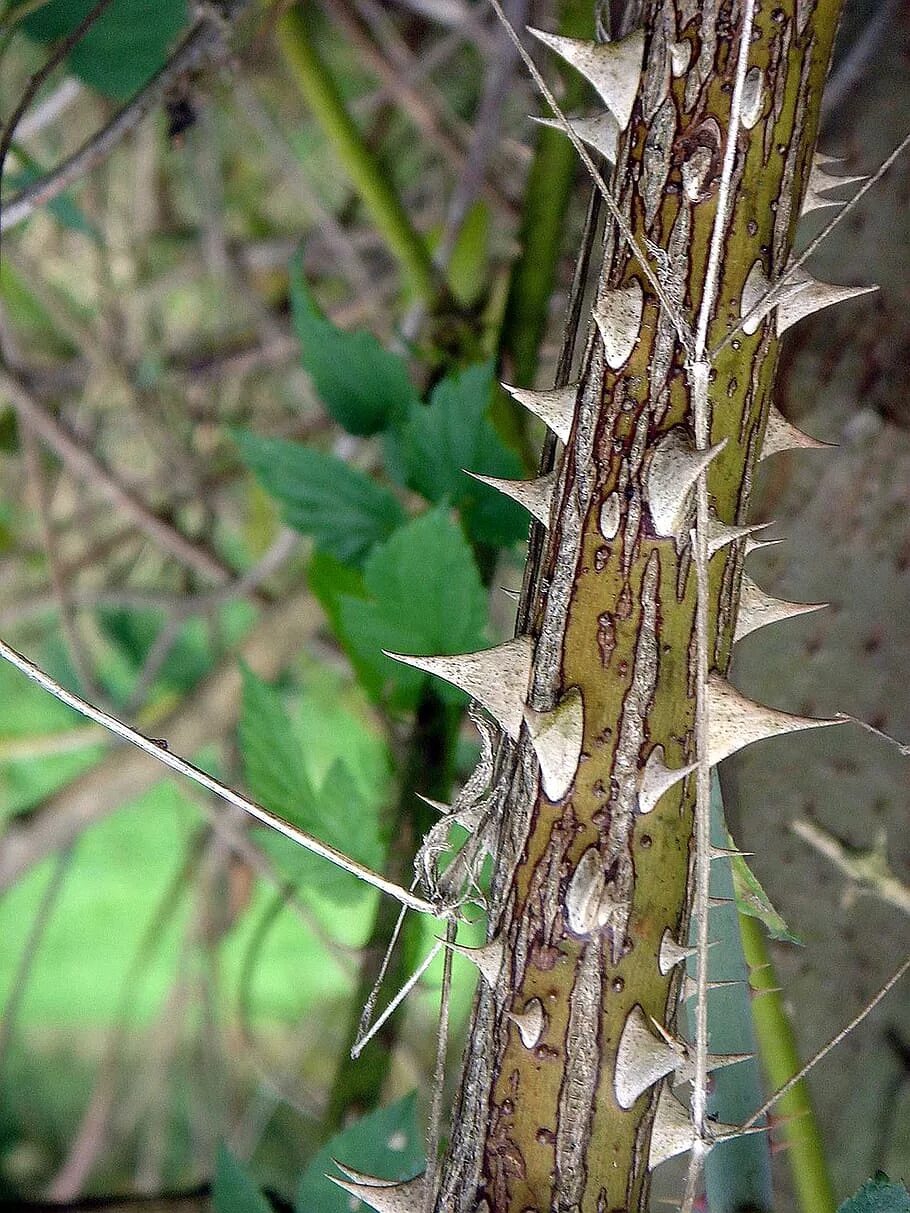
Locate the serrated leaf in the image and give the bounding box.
[730,843,802,945]
[290,258,420,436]
[22,0,188,101]
[399,362,527,546]
[212,1144,273,1213]
[837,1175,910,1213]
[234,430,404,568]
[295,1094,424,1213]
[238,668,383,898]
[336,508,487,709]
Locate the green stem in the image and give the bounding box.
[740,912,838,1213]
[276,6,435,303]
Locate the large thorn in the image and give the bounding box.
[593,279,645,370]
[739,260,807,335]
[465,469,557,528]
[658,929,697,975]
[565,846,608,936]
[637,745,697,815]
[328,1171,426,1213]
[776,269,877,335]
[524,687,584,802]
[707,516,772,557]
[759,402,832,460]
[615,1005,684,1109]
[531,111,620,162]
[648,1085,697,1169]
[801,154,866,216]
[734,574,826,642]
[527,27,645,128]
[442,937,505,989]
[706,674,841,765]
[676,1047,755,1080]
[384,636,533,741]
[645,429,727,538]
[507,997,545,1049]
[501,381,577,445]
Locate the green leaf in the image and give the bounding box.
[399,362,527,546]
[22,0,188,102]
[730,845,802,945]
[335,508,487,709]
[295,1094,424,1213]
[237,668,383,898]
[308,550,366,638]
[233,430,405,568]
[837,1175,910,1213]
[212,1144,273,1213]
[290,259,420,436]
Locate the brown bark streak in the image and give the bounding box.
[436,0,844,1208]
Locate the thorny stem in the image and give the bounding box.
[0,636,439,916]
[486,0,694,353]
[276,4,436,302]
[685,2,756,1208]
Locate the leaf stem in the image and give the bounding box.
[276,5,436,302]
[739,911,837,1213]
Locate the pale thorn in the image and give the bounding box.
[776,270,878,335]
[648,1084,697,1169]
[708,843,753,860]
[708,896,737,908]
[600,491,621,540]
[441,936,505,990]
[637,744,697,815]
[734,574,827,642]
[500,586,521,601]
[658,929,698,976]
[465,469,557,528]
[759,401,833,460]
[565,845,608,936]
[416,793,451,816]
[676,1049,755,1083]
[507,997,545,1049]
[669,40,691,76]
[615,1004,684,1109]
[531,111,620,162]
[333,1161,402,1186]
[645,429,727,538]
[706,674,842,766]
[801,154,867,216]
[383,636,534,741]
[679,973,742,1001]
[526,26,645,128]
[744,534,785,557]
[328,1172,426,1213]
[707,515,773,557]
[593,279,645,370]
[500,381,577,445]
[524,687,584,802]
[740,66,764,129]
[739,259,806,335]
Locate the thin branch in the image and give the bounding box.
[740,956,910,1132]
[0,635,439,915]
[791,819,910,916]
[0,14,235,233]
[0,366,234,582]
[424,919,455,1213]
[0,0,115,248]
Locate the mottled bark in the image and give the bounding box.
[437,0,845,1209]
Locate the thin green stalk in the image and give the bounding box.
[276,6,435,302]
[740,911,838,1213]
